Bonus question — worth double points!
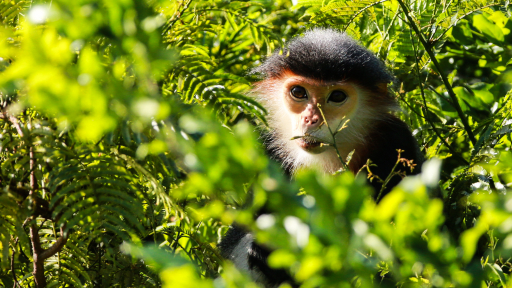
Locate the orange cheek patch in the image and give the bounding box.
[329,97,357,120]
[284,95,307,115]
[320,85,359,123]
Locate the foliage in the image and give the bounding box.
[0,0,511,287]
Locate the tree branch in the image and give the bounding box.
[28,141,47,287]
[40,226,68,260]
[30,223,46,288]
[397,0,477,145]
[3,111,63,288]
[3,113,24,137]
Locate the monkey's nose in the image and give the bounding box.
[306,117,317,124]
[304,115,320,126]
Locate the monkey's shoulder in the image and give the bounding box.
[363,116,423,195]
[368,116,422,167]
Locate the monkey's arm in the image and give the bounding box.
[218,224,298,288]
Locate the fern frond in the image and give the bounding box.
[0,0,28,25]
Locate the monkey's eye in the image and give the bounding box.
[328,90,348,104]
[290,86,307,100]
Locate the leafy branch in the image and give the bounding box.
[408,28,469,165]
[343,0,388,31]
[375,149,416,202]
[396,0,477,145]
[432,3,504,43]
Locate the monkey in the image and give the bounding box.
[218,28,423,288]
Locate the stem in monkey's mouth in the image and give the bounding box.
[291,135,327,151]
[291,135,320,142]
[291,135,323,144]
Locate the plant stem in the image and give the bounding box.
[316,104,350,171]
[408,28,469,165]
[397,0,476,145]
[343,0,388,31]
[376,158,401,202]
[4,112,68,288]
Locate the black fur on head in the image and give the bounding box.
[253,28,394,90]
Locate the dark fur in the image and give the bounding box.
[218,224,298,287]
[360,115,423,196]
[253,28,394,91]
[219,28,423,288]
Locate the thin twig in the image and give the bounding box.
[432,3,503,43]
[163,0,192,34]
[316,104,350,171]
[376,150,416,202]
[425,0,440,41]
[397,0,476,145]
[376,158,401,202]
[408,28,469,165]
[343,0,388,31]
[377,5,400,58]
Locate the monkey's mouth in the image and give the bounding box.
[292,135,326,152]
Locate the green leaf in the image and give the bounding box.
[473,14,504,43]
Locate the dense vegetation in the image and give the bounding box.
[0,0,511,287]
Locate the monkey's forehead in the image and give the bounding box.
[277,72,352,87]
[253,28,394,88]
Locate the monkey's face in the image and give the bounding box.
[280,74,361,154]
[253,72,383,173]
